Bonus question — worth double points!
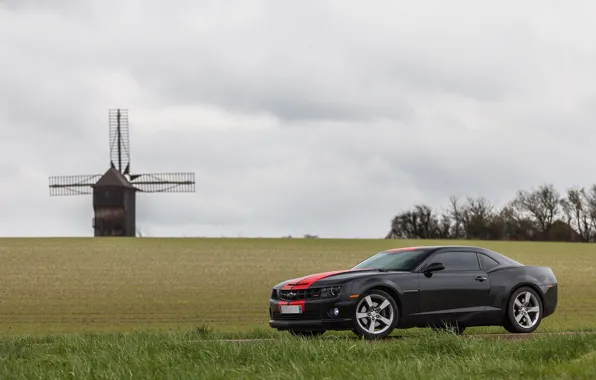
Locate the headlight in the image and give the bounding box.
[271,289,279,299]
[318,286,342,298]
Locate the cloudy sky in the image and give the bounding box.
[1,0,595,238]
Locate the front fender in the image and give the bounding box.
[359,278,403,297]
[353,274,420,318]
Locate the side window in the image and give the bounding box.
[430,251,480,271]
[478,253,499,271]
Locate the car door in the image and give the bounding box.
[416,250,491,324]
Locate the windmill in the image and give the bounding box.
[48,109,196,237]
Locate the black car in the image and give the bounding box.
[268,245,558,339]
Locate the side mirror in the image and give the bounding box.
[423,262,445,274]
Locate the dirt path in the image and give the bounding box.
[209,331,596,343]
[464,331,595,340]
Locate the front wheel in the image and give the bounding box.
[503,286,543,333]
[352,289,398,339]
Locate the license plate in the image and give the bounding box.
[280,305,302,314]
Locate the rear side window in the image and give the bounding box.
[429,251,480,271]
[478,253,499,271]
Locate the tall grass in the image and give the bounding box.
[0,331,594,379]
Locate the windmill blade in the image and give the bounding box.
[109,108,131,174]
[130,172,196,193]
[48,174,102,196]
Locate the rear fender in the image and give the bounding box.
[488,266,557,310]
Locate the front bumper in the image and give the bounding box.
[541,283,558,318]
[268,297,357,331]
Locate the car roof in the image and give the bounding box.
[385,245,486,251]
[384,245,522,266]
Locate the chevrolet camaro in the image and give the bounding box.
[268,245,558,339]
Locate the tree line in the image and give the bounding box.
[385,184,596,242]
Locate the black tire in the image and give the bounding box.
[503,286,543,333]
[352,289,399,340]
[289,330,325,338]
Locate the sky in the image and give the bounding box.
[1,0,596,238]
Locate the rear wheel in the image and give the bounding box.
[503,286,543,333]
[352,289,398,339]
[289,330,325,338]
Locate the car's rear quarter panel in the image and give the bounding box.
[487,265,558,317]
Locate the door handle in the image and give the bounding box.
[475,276,487,282]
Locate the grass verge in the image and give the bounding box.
[1,330,595,379]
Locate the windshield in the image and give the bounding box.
[351,248,432,271]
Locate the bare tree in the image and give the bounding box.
[387,211,418,239]
[497,201,536,240]
[387,204,442,239]
[448,196,464,239]
[561,187,591,242]
[459,197,495,240]
[437,213,452,239]
[514,184,561,240]
[413,204,436,238]
[582,184,596,240]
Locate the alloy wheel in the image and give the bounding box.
[512,291,541,329]
[355,293,395,336]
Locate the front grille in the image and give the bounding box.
[279,288,324,301]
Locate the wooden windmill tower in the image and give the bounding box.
[48,109,196,237]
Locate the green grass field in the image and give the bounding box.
[0,237,594,334]
[1,237,595,378]
[1,331,596,379]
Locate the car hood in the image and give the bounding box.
[276,268,409,289]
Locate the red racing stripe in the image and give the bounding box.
[281,275,310,290]
[289,269,371,290]
[289,270,347,290]
[386,246,420,252]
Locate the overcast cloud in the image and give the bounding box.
[1,0,596,238]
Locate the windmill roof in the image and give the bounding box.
[93,167,135,189]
